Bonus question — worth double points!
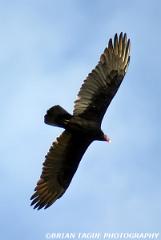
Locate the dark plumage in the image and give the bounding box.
[31,33,130,210]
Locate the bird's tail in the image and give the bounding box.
[44,105,72,128]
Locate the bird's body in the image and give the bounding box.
[31,33,130,210]
[45,105,106,140]
[66,116,104,139]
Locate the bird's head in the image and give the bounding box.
[103,134,111,143]
[97,130,111,143]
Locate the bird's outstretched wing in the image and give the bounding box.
[30,130,92,210]
[73,33,130,124]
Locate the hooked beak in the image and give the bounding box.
[104,134,111,143]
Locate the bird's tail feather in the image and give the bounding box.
[44,105,72,128]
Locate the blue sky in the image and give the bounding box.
[1,0,161,239]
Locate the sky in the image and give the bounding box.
[0,0,161,239]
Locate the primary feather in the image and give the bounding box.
[31,33,130,210]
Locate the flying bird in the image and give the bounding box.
[31,32,130,210]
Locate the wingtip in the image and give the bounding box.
[127,38,131,51]
[108,38,113,49]
[30,192,38,200]
[119,32,123,40]
[30,186,60,210]
[44,201,54,209]
[114,33,118,38]
[118,32,129,42]
[114,33,118,43]
[110,32,130,49]
[123,32,127,39]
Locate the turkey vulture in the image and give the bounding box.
[31,32,130,210]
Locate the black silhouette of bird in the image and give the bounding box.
[30,32,130,210]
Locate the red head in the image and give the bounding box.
[104,134,111,143]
